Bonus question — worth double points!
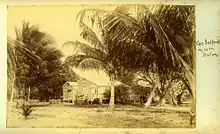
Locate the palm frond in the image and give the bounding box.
[103,5,194,72]
[77,7,141,31]
[7,37,43,64]
[64,55,106,71]
[78,22,107,53]
[63,40,106,61]
[16,21,56,52]
[7,41,16,71]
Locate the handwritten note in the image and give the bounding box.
[197,38,220,58]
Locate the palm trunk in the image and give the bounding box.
[190,76,196,112]
[188,73,196,126]
[10,72,16,108]
[108,80,115,110]
[144,85,157,108]
[10,82,14,106]
[28,86,31,102]
[18,87,21,99]
[72,90,77,105]
[189,23,196,126]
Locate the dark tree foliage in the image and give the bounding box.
[13,21,79,101]
[103,84,130,104]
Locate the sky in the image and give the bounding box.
[7,5,119,85]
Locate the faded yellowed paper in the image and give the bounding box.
[1,0,220,134]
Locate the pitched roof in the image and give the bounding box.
[68,82,78,86]
[62,81,78,88]
[73,69,110,85]
[77,78,98,86]
[64,69,124,87]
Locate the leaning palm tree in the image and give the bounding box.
[8,21,60,105]
[14,21,63,102]
[107,5,196,118]
[7,36,42,108]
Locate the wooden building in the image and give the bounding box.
[62,78,110,104]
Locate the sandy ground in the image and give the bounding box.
[6,104,193,128]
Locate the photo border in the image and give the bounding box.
[1,0,220,133]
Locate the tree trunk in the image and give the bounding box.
[28,86,31,102]
[157,78,174,107]
[190,76,196,126]
[10,72,16,108]
[108,80,115,110]
[18,87,21,99]
[171,96,178,106]
[183,71,196,126]
[156,95,166,106]
[72,90,77,105]
[177,91,184,105]
[8,72,16,112]
[10,82,14,107]
[144,85,157,108]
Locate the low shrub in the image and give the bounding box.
[92,98,100,104]
[19,103,35,120]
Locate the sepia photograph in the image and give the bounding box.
[7,4,196,128]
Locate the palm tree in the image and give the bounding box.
[64,21,123,110]
[8,21,63,104]
[14,21,64,102]
[75,5,196,114]
[7,36,42,108]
